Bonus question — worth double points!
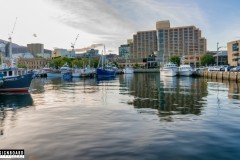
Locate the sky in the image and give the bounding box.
[0,0,240,53]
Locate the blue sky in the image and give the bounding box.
[0,0,239,53]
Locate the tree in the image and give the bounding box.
[134,63,139,68]
[17,63,27,68]
[72,59,83,68]
[169,56,180,66]
[200,54,215,66]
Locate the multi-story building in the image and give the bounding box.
[156,20,207,67]
[131,30,157,63]
[119,44,131,57]
[227,40,240,66]
[52,48,75,59]
[27,43,44,55]
[17,58,49,69]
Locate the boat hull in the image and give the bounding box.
[0,72,34,92]
[160,69,177,77]
[178,70,193,76]
[96,68,116,77]
[47,72,61,78]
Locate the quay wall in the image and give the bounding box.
[200,71,240,82]
[134,69,160,73]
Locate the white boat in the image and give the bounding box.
[60,63,72,75]
[178,64,194,76]
[160,63,178,77]
[123,66,134,74]
[72,68,81,78]
[80,67,95,77]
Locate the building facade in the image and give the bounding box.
[156,20,207,67]
[52,48,75,59]
[27,43,44,55]
[227,40,240,66]
[17,58,49,69]
[131,30,157,63]
[119,44,131,57]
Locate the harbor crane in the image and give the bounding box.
[71,34,79,51]
[8,17,17,42]
[8,17,17,61]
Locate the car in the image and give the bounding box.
[208,66,222,71]
[230,66,240,72]
[220,66,235,71]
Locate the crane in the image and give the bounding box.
[8,17,17,42]
[71,34,79,51]
[8,17,17,61]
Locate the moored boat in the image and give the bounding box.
[178,64,194,76]
[160,63,178,77]
[0,67,34,92]
[96,45,116,77]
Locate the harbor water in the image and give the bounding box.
[1,73,240,160]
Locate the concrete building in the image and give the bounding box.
[27,43,44,55]
[119,44,131,57]
[119,39,133,58]
[227,40,240,66]
[17,58,49,69]
[132,30,157,63]
[156,20,207,67]
[52,48,75,59]
[207,51,228,65]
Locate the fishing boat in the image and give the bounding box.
[96,45,116,77]
[72,68,81,78]
[80,67,95,77]
[0,35,34,92]
[0,68,33,92]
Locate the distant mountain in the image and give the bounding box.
[0,39,25,48]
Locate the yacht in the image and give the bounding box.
[160,63,178,77]
[178,64,194,76]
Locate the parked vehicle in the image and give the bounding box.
[220,66,234,71]
[208,66,222,71]
[230,66,240,72]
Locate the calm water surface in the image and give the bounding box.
[1,73,240,160]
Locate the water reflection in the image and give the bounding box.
[123,74,208,121]
[0,93,33,136]
[96,76,116,82]
[0,93,33,108]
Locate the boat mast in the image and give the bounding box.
[102,45,105,69]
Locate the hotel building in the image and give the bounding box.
[156,20,207,66]
[131,30,157,63]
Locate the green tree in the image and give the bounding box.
[52,58,64,69]
[169,56,180,66]
[72,59,83,68]
[91,57,100,68]
[200,54,215,66]
[134,63,139,68]
[17,63,27,68]
[62,57,72,67]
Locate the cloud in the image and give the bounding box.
[44,0,207,52]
